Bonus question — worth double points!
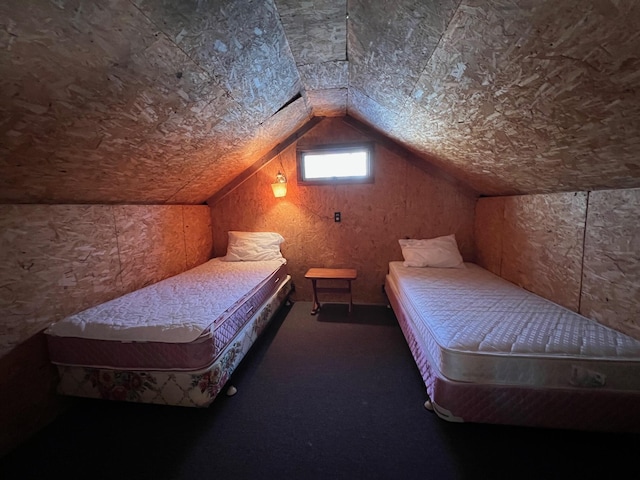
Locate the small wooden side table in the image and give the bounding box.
[304,268,358,315]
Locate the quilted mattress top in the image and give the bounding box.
[45,258,286,344]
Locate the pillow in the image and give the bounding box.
[223,231,285,262]
[398,234,464,268]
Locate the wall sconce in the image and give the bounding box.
[271,171,287,198]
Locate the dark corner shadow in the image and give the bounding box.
[314,303,397,326]
[0,302,296,479]
[428,412,639,479]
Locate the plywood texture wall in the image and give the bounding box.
[0,0,306,204]
[475,194,585,311]
[0,203,211,454]
[277,0,348,117]
[211,117,477,305]
[348,0,640,196]
[476,189,640,339]
[503,193,586,311]
[474,198,504,276]
[3,1,640,206]
[581,189,640,338]
[0,205,212,357]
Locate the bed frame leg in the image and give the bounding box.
[424,399,434,411]
[226,385,238,396]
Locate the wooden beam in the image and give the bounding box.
[206,116,324,205]
[342,115,479,195]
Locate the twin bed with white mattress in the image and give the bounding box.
[45,257,291,407]
[385,261,640,432]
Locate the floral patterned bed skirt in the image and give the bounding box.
[55,277,292,407]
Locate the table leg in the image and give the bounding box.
[348,280,353,313]
[311,279,321,315]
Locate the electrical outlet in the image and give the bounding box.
[334,211,341,222]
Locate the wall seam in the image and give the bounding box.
[111,206,124,293]
[181,206,188,270]
[499,198,505,277]
[577,191,590,314]
[403,156,408,236]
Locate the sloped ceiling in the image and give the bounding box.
[1,0,639,204]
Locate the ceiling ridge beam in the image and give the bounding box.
[206,116,324,206]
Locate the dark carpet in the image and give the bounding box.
[1,301,636,479]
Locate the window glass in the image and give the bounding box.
[298,144,373,185]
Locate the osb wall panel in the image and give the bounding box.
[346,91,479,197]
[401,162,476,261]
[501,193,587,312]
[474,197,505,276]
[114,206,209,292]
[297,61,349,90]
[211,117,477,305]
[0,203,211,454]
[306,89,348,117]
[348,0,640,196]
[0,205,212,358]
[134,0,301,120]
[3,0,640,206]
[0,205,122,357]
[0,0,301,205]
[581,189,640,338]
[0,204,120,454]
[184,206,214,269]
[348,0,460,111]
[170,97,312,204]
[0,0,227,204]
[276,0,347,65]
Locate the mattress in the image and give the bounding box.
[46,258,288,371]
[53,276,293,407]
[386,261,640,393]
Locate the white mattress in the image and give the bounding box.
[45,258,286,344]
[387,261,640,391]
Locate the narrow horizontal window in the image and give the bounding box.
[297,143,374,185]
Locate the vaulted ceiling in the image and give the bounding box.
[1,0,639,204]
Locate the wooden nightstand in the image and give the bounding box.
[304,268,358,315]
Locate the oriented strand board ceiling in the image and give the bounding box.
[1,0,639,203]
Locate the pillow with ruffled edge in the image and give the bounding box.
[223,231,285,261]
[398,234,464,268]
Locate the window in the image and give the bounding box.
[297,143,374,185]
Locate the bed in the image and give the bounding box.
[45,232,292,407]
[385,235,640,432]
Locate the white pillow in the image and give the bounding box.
[398,234,464,268]
[223,231,285,261]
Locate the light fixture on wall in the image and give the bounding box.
[271,171,287,198]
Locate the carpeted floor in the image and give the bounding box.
[1,301,637,479]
